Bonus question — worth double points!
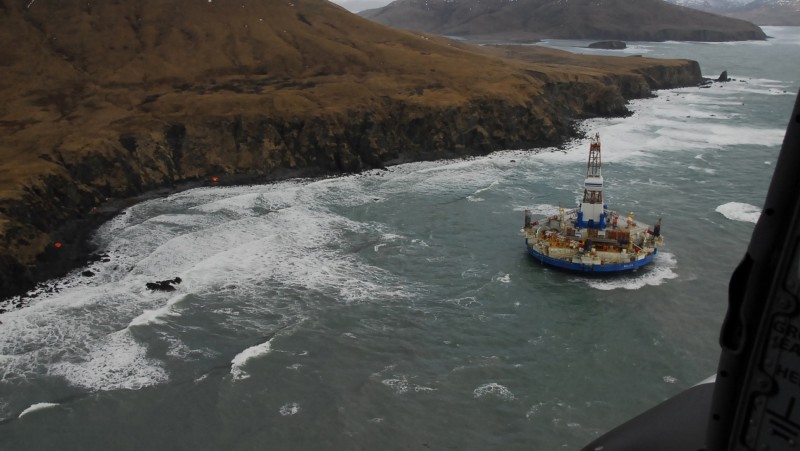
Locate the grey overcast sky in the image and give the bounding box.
[329,0,392,13]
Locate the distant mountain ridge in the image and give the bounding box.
[360,0,767,42]
[665,0,800,24]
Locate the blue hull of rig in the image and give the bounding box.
[525,241,656,273]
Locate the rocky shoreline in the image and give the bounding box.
[0,58,703,303]
[0,0,705,303]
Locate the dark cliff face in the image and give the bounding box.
[39,60,702,197]
[360,0,767,42]
[0,61,701,298]
[0,0,703,299]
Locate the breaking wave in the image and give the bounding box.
[230,338,274,381]
[716,202,761,224]
[575,251,679,291]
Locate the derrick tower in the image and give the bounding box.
[576,133,606,230]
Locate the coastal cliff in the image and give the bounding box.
[0,0,702,299]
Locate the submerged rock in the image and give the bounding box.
[146,277,182,292]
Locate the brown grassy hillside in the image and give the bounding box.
[0,0,701,298]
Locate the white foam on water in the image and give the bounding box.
[18,402,59,418]
[702,79,796,97]
[3,182,363,394]
[716,202,761,224]
[279,402,301,416]
[50,329,169,391]
[381,378,410,394]
[445,296,481,309]
[532,85,787,169]
[191,192,284,216]
[493,273,511,284]
[381,376,436,395]
[619,44,654,55]
[128,293,189,328]
[379,158,508,201]
[575,251,679,291]
[525,402,546,419]
[663,375,678,384]
[688,165,717,175]
[230,338,274,381]
[0,280,176,391]
[473,382,515,401]
[467,180,500,202]
[164,336,205,360]
[513,203,561,216]
[173,205,414,305]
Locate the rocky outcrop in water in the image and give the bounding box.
[589,41,628,50]
[146,278,182,292]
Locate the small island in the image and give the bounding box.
[589,40,628,50]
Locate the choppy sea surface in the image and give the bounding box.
[1,27,799,451]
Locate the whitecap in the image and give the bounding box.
[576,251,679,291]
[688,165,716,175]
[279,402,301,416]
[18,402,59,418]
[50,329,168,391]
[128,293,189,328]
[473,382,515,401]
[382,378,410,394]
[716,202,761,224]
[513,203,562,216]
[230,338,273,380]
[381,376,435,395]
[531,87,787,170]
[467,181,500,202]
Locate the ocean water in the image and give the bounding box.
[1,27,799,450]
